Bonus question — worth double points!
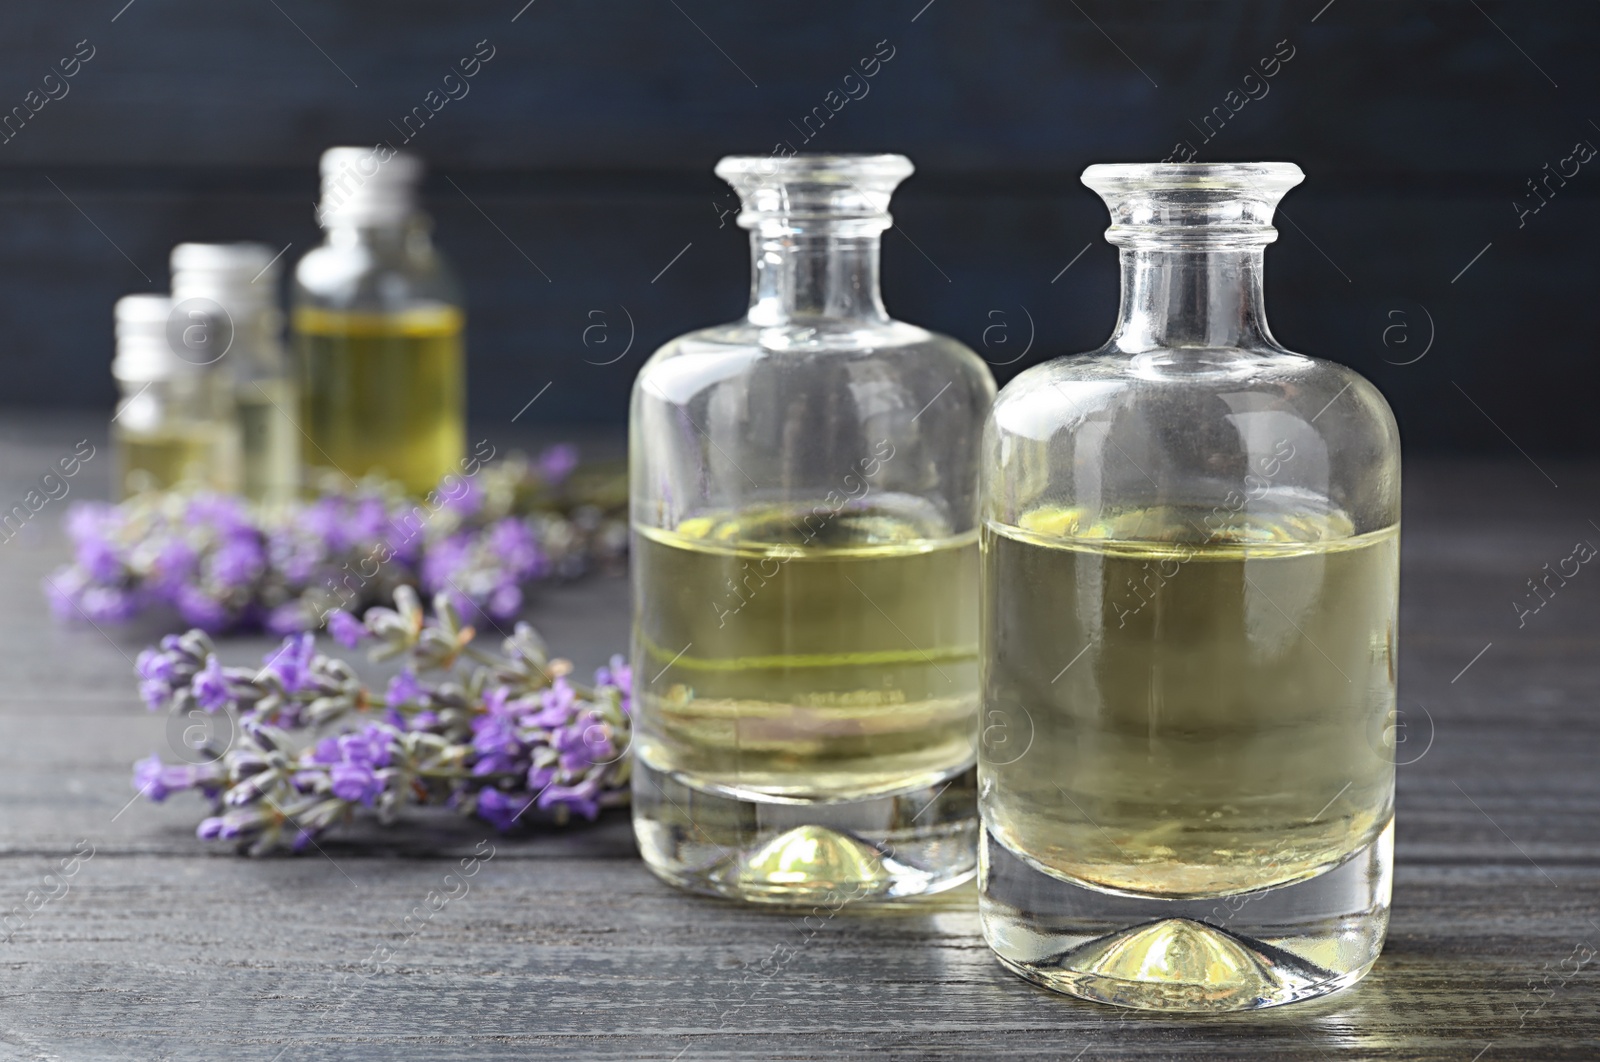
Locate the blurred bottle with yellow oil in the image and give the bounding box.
[111,294,239,499]
[170,242,299,505]
[293,147,465,495]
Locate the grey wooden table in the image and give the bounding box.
[1,414,1596,1061]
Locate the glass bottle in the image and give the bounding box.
[293,146,465,496]
[171,242,300,505]
[979,163,1400,1011]
[630,154,996,904]
[111,294,239,498]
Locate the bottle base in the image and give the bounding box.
[633,757,978,905]
[979,819,1392,1012]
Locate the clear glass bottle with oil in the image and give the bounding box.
[111,294,239,498]
[171,242,299,505]
[293,147,465,496]
[630,154,996,903]
[980,163,1401,1011]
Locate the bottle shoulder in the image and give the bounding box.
[985,345,1400,535]
[993,346,1395,446]
[293,239,460,311]
[634,317,994,405]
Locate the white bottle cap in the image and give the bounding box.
[171,241,279,312]
[316,146,424,227]
[113,294,185,382]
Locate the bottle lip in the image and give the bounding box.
[1082,162,1306,249]
[715,152,914,183]
[1082,161,1304,194]
[716,153,913,234]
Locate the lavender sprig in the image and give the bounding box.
[47,447,627,634]
[132,587,632,854]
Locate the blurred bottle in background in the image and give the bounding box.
[111,294,239,498]
[170,242,299,505]
[293,147,466,496]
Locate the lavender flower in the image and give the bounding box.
[475,788,533,832]
[191,655,231,712]
[311,725,395,805]
[130,591,632,853]
[134,754,224,802]
[537,444,580,485]
[261,633,317,694]
[325,609,367,649]
[47,451,626,636]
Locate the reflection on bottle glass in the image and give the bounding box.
[235,378,299,505]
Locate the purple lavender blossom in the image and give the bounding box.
[191,655,231,712]
[325,609,367,649]
[43,568,87,621]
[134,754,224,802]
[530,677,577,727]
[348,498,390,544]
[329,763,384,804]
[76,536,123,582]
[262,633,316,693]
[310,725,394,770]
[420,533,472,596]
[265,603,309,637]
[487,584,522,620]
[299,497,348,551]
[50,447,625,637]
[488,519,544,576]
[537,444,580,485]
[536,777,602,820]
[184,495,251,536]
[470,687,529,775]
[150,540,199,593]
[129,591,631,851]
[65,501,118,542]
[476,787,533,831]
[385,669,425,708]
[196,810,262,841]
[595,654,632,712]
[310,725,395,806]
[442,477,484,517]
[78,585,141,624]
[175,585,229,631]
[553,720,605,772]
[208,533,266,590]
[135,645,178,709]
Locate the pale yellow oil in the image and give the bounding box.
[981,505,1397,898]
[236,378,299,504]
[634,504,979,800]
[113,426,232,498]
[293,305,465,495]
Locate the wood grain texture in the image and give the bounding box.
[0,417,1596,1061]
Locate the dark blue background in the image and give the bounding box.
[1,1,1594,455]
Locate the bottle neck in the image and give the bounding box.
[323,217,429,254]
[1111,247,1276,352]
[747,230,888,327]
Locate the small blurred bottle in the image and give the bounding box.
[293,146,466,496]
[112,294,239,498]
[170,242,300,505]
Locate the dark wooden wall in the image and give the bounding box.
[1,1,1596,454]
